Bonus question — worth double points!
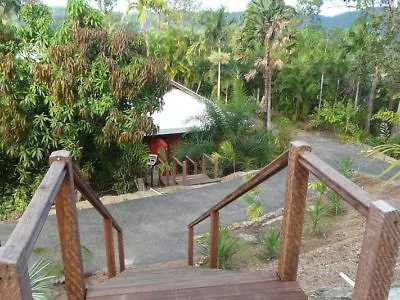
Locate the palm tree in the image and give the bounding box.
[243,0,294,130]
[123,0,166,28]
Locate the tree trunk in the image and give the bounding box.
[365,66,379,134]
[392,101,400,135]
[354,80,360,107]
[262,38,272,130]
[318,72,324,110]
[217,47,221,101]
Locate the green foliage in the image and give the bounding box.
[328,192,345,215]
[272,116,296,153]
[175,83,276,175]
[366,143,400,180]
[308,180,327,198]
[372,110,400,127]
[198,226,238,269]
[259,228,280,260]
[306,198,328,236]
[0,0,168,216]
[29,258,56,300]
[242,175,264,221]
[337,156,355,179]
[311,101,364,140]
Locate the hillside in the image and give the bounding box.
[50,6,361,30]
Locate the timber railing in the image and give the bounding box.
[188,141,400,300]
[0,150,125,300]
[185,156,198,175]
[172,156,188,186]
[201,153,219,179]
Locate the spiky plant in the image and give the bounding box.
[307,198,328,236]
[197,226,238,269]
[259,228,280,260]
[365,143,400,180]
[29,258,56,300]
[337,156,355,179]
[328,192,345,215]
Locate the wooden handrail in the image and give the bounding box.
[185,156,195,165]
[73,165,122,232]
[186,156,198,174]
[172,156,184,167]
[0,150,125,299]
[299,151,372,217]
[189,150,289,228]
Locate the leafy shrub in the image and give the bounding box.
[306,198,328,236]
[272,116,296,154]
[197,226,238,269]
[337,156,355,179]
[311,101,364,140]
[259,228,280,260]
[328,192,345,215]
[388,134,400,147]
[308,180,328,198]
[241,177,264,221]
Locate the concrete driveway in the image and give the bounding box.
[0,134,392,271]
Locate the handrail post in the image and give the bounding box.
[194,161,198,175]
[209,210,219,269]
[49,151,85,299]
[214,158,219,178]
[183,160,188,186]
[202,155,206,175]
[0,262,31,299]
[353,200,400,299]
[104,217,117,278]
[278,142,311,281]
[188,226,194,266]
[118,231,126,272]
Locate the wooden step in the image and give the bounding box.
[86,266,307,299]
[175,174,221,186]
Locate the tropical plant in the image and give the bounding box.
[241,175,264,221]
[212,141,236,173]
[337,156,355,179]
[242,0,295,129]
[308,180,327,198]
[29,258,56,300]
[259,228,280,260]
[366,144,400,180]
[306,198,328,236]
[0,0,169,216]
[157,147,173,178]
[328,192,345,215]
[197,226,238,269]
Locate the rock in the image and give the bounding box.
[230,222,242,229]
[309,286,353,299]
[238,233,258,244]
[261,216,283,228]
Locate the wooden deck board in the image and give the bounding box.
[86,267,306,299]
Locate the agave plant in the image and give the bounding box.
[29,258,56,300]
[259,228,280,260]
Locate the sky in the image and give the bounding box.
[42,0,356,17]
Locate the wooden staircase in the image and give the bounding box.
[2,142,400,300]
[86,266,306,299]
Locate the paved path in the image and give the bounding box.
[0,134,393,271]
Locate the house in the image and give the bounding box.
[146,80,208,157]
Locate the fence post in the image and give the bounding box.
[49,151,85,299]
[188,226,194,266]
[353,200,400,299]
[214,158,219,178]
[183,160,188,186]
[194,161,198,175]
[118,231,125,273]
[278,141,311,281]
[209,210,219,269]
[202,155,206,175]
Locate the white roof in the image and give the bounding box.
[152,88,206,135]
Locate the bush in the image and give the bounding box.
[328,192,345,215]
[242,176,264,221]
[259,228,280,260]
[337,156,355,179]
[306,198,328,236]
[310,101,364,140]
[197,226,238,269]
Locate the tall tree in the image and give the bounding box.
[123,0,166,28]
[243,0,294,130]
